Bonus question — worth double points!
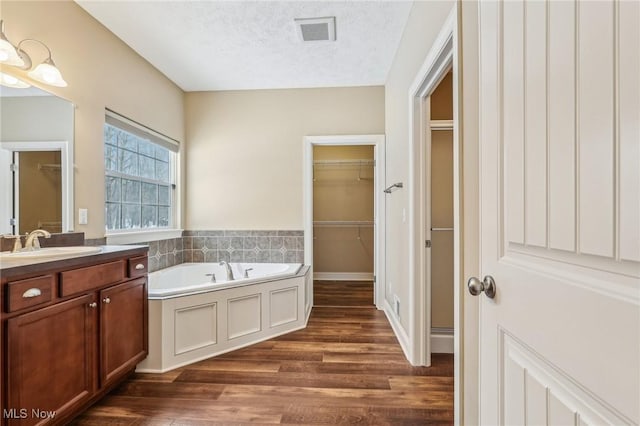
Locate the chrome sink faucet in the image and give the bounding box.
[219,261,234,281]
[24,229,51,250]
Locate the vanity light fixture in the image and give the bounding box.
[0,71,30,88]
[0,20,67,88]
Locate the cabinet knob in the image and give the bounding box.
[103,297,111,304]
[88,302,97,308]
[135,263,145,270]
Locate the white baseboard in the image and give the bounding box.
[382,300,411,362]
[431,328,454,354]
[314,272,374,281]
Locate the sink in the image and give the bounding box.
[0,246,102,261]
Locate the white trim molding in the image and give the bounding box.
[106,229,184,245]
[0,140,74,234]
[431,327,454,354]
[407,5,457,367]
[383,300,411,359]
[406,4,466,425]
[303,134,386,310]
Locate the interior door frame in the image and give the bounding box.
[407,4,475,425]
[303,134,386,309]
[407,6,456,366]
[0,140,74,235]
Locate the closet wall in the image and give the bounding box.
[313,145,374,277]
[430,72,454,330]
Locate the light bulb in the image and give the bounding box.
[28,60,67,87]
[0,71,30,88]
[3,73,17,84]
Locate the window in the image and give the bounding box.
[104,110,179,233]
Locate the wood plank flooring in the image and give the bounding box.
[72,301,453,425]
[313,280,374,307]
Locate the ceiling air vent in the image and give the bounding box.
[294,16,336,42]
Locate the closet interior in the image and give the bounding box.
[429,71,454,350]
[16,151,62,234]
[312,145,375,306]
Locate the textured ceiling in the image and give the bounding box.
[76,1,414,91]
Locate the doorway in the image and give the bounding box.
[0,140,73,235]
[312,145,375,307]
[13,150,63,234]
[427,71,455,353]
[303,135,386,310]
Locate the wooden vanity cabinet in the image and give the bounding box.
[100,278,147,388]
[6,294,95,426]
[1,247,148,426]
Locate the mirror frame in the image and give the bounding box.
[0,140,74,234]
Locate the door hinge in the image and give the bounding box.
[425,240,432,248]
[10,163,17,173]
[9,218,16,226]
[373,275,376,283]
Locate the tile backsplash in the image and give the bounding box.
[183,230,304,265]
[128,230,304,272]
[146,237,184,272]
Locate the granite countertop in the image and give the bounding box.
[0,245,148,279]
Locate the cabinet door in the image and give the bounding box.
[99,278,147,387]
[6,294,95,426]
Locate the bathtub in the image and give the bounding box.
[148,262,303,299]
[138,262,312,373]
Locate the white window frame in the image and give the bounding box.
[103,110,182,244]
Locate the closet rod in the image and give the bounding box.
[313,159,375,167]
[431,227,454,231]
[38,163,62,170]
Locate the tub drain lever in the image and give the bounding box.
[244,268,254,279]
[205,273,216,283]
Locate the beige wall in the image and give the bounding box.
[384,0,455,331]
[1,0,184,238]
[313,145,374,273]
[185,87,384,230]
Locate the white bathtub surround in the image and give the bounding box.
[148,262,303,299]
[137,262,312,373]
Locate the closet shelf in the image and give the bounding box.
[313,220,374,228]
[430,120,453,130]
[313,159,375,167]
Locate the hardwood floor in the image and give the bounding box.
[72,304,454,425]
[313,280,374,307]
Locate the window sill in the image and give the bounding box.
[105,229,183,245]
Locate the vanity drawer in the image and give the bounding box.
[60,260,125,297]
[128,256,148,278]
[6,275,55,313]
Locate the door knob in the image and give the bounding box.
[467,275,496,299]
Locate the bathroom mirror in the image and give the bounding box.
[0,85,74,235]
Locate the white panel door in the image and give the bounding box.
[477,1,639,424]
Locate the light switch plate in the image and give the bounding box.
[78,208,88,225]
